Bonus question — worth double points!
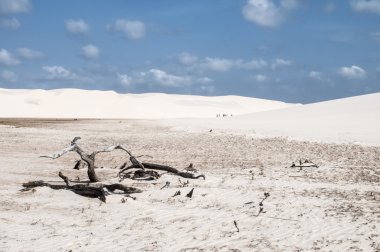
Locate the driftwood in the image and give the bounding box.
[160,181,170,190]
[172,190,181,197]
[257,192,270,217]
[21,172,141,202]
[119,162,205,180]
[32,137,206,203]
[178,178,190,187]
[41,137,142,182]
[73,160,85,170]
[233,220,240,232]
[290,159,319,169]
[120,169,160,181]
[186,188,194,198]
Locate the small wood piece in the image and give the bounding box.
[257,207,264,217]
[178,178,189,187]
[73,160,84,170]
[233,220,240,232]
[160,181,170,190]
[186,188,194,198]
[184,163,198,173]
[290,159,319,168]
[58,171,70,186]
[172,190,181,197]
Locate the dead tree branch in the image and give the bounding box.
[21,172,142,202]
[119,162,205,180]
[40,137,140,182]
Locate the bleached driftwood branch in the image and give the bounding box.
[41,137,141,182]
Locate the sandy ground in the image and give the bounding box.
[0,119,379,251]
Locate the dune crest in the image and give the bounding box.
[164,92,380,146]
[0,88,296,119]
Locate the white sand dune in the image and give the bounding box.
[1,88,378,145]
[0,89,379,250]
[164,92,380,146]
[0,88,295,119]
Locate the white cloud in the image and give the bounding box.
[184,56,287,72]
[81,44,99,59]
[281,0,299,10]
[0,0,31,15]
[65,19,89,34]
[309,71,323,80]
[1,70,17,83]
[0,18,20,30]
[18,48,44,59]
[371,31,380,42]
[117,73,131,87]
[197,77,213,84]
[42,65,76,80]
[338,65,366,79]
[200,85,215,93]
[179,52,198,65]
[140,69,190,87]
[255,74,268,82]
[0,49,19,66]
[113,19,145,40]
[242,0,298,27]
[242,59,267,70]
[271,58,291,69]
[350,0,380,14]
[202,57,238,72]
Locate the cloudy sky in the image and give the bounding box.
[0,0,379,103]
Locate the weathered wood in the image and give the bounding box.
[186,188,194,198]
[103,184,142,194]
[120,162,205,180]
[21,180,66,190]
[120,169,160,181]
[22,172,142,202]
[40,138,139,182]
[290,159,319,168]
[234,220,240,232]
[73,160,84,170]
[58,171,70,186]
[172,190,181,197]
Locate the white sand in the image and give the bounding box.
[0,119,379,251]
[0,88,296,119]
[163,92,380,146]
[1,88,378,145]
[0,89,379,251]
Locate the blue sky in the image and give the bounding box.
[0,0,379,103]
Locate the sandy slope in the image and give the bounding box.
[0,119,379,251]
[0,90,379,250]
[0,88,295,119]
[163,92,380,146]
[2,88,378,145]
